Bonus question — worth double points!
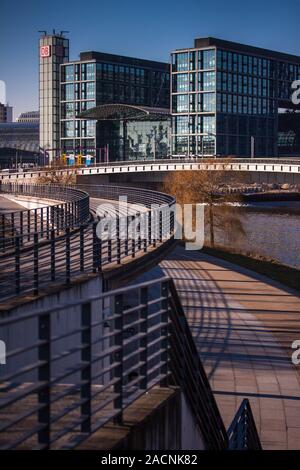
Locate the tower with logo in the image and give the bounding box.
[39,31,69,164]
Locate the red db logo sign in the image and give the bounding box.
[40,45,51,58]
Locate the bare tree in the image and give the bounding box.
[163,159,246,247]
[37,166,76,186]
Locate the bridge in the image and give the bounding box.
[1,158,300,187]
[0,177,299,450]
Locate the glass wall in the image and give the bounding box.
[171,48,216,155]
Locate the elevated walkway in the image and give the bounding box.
[161,246,300,449]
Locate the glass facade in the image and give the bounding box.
[60,54,169,160]
[171,39,300,157]
[171,47,216,156]
[97,119,171,161]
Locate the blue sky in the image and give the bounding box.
[0,0,299,119]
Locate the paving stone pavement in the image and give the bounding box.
[160,246,300,450]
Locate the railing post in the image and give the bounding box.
[116,217,121,264]
[46,206,50,239]
[38,312,51,449]
[80,224,85,272]
[93,221,101,272]
[27,210,30,241]
[33,232,39,295]
[124,216,129,256]
[19,211,23,246]
[160,281,169,379]
[81,302,92,433]
[50,229,55,281]
[113,293,124,424]
[140,287,148,390]
[108,238,112,263]
[148,211,152,247]
[159,210,163,242]
[65,227,71,285]
[40,208,44,238]
[34,209,38,233]
[15,235,20,295]
[143,214,147,252]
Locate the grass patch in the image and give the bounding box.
[200,244,300,293]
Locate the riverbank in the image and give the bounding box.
[200,244,300,292]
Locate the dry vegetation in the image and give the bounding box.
[163,158,246,247]
[37,165,76,186]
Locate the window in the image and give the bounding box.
[65,65,74,82]
[65,83,74,100]
[199,49,215,69]
[174,53,189,72]
[64,121,74,138]
[203,115,215,134]
[174,94,189,113]
[202,93,215,112]
[64,102,74,118]
[175,115,189,134]
[199,71,215,91]
[175,74,189,92]
[86,63,95,81]
[86,82,95,99]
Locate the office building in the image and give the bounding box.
[17,111,39,123]
[0,103,13,123]
[171,37,300,157]
[39,31,69,163]
[0,122,40,168]
[60,51,170,161]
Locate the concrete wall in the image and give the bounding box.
[115,389,205,450]
[0,276,103,382]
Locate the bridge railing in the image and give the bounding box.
[0,183,90,252]
[0,277,228,450]
[227,398,262,450]
[0,185,175,301]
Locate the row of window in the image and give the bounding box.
[173,71,215,92]
[172,93,215,113]
[62,82,95,101]
[61,100,95,118]
[62,120,96,138]
[61,139,96,152]
[173,115,216,135]
[216,93,275,115]
[173,135,215,156]
[217,72,272,97]
[172,49,215,72]
[62,62,169,88]
[217,114,276,136]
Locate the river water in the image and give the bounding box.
[213,201,300,270]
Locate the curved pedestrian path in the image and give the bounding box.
[160,246,300,450]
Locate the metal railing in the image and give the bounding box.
[0,185,175,301]
[1,157,300,182]
[0,183,90,252]
[227,399,262,450]
[0,277,228,450]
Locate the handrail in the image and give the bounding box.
[0,276,229,450]
[227,398,262,450]
[0,184,175,301]
[168,279,228,450]
[0,183,90,251]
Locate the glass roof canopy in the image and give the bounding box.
[78,103,170,121]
